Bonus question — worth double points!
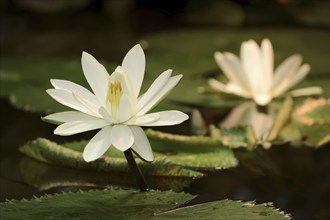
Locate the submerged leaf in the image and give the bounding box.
[19,138,202,178]
[19,157,194,192]
[0,188,290,220]
[217,126,257,150]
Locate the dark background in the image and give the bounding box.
[1,0,329,219]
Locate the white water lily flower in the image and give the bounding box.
[209,38,322,106]
[44,44,189,162]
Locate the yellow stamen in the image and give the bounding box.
[107,80,123,118]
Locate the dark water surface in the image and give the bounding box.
[0,99,329,220]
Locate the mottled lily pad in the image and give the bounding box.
[19,131,238,176]
[278,98,330,147]
[0,188,290,220]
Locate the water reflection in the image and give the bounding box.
[19,156,195,193]
[221,101,276,148]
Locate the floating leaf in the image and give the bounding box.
[19,132,239,177]
[292,98,330,125]
[0,188,290,220]
[19,138,202,178]
[217,126,257,150]
[278,98,330,147]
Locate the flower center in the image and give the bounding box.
[107,80,123,118]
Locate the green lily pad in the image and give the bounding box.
[19,138,202,178]
[19,131,238,176]
[278,98,330,147]
[0,188,290,220]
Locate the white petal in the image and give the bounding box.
[43,111,98,124]
[126,113,160,125]
[224,52,251,87]
[51,79,101,111]
[221,102,274,140]
[272,54,302,88]
[73,91,102,117]
[137,111,189,126]
[272,62,307,97]
[83,126,112,162]
[46,89,95,116]
[226,82,252,98]
[221,102,255,128]
[208,78,230,93]
[122,44,146,97]
[137,74,182,115]
[135,70,172,113]
[54,119,109,136]
[98,107,116,123]
[214,52,249,92]
[50,79,95,99]
[130,126,154,162]
[250,111,274,140]
[241,40,270,94]
[261,39,274,86]
[118,94,134,122]
[110,124,134,151]
[289,86,323,97]
[284,64,311,89]
[81,52,110,107]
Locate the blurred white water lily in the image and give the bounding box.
[209,38,322,106]
[221,102,275,148]
[44,44,189,162]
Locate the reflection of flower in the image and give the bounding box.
[221,102,275,146]
[44,45,188,162]
[209,39,322,106]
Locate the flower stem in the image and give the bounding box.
[124,149,149,192]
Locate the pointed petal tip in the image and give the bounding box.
[177,74,183,79]
[302,63,311,72]
[262,38,271,44]
[214,51,223,59]
[133,44,143,50]
[81,51,95,61]
[82,51,89,56]
[127,44,145,57]
[45,88,54,94]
